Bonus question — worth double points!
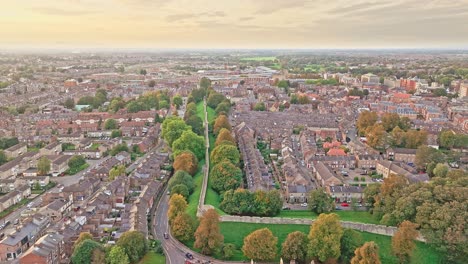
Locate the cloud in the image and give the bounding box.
[30,7,96,16]
[165,11,226,22]
[252,0,307,15]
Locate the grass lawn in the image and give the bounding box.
[139,252,166,264]
[219,222,444,263]
[90,143,100,150]
[196,101,216,123]
[186,160,205,217]
[66,163,89,175]
[277,210,381,225]
[240,56,276,61]
[0,198,30,218]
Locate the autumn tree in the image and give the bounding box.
[373,174,408,225]
[171,212,194,242]
[37,156,51,175]
[73,232,93,250]
[308,188,334,214]
[173,151,198,176]
[281,231,308,262]
[432,163,448,177]
[210,144,240,165]
[116,231,148,263]
[403,129,427,149]
[365,124,387,148]
[194,209,224,255]
[341,228,364,263]
[168,170,194,193]
[351,241,381,264]
[161,116,191,147]
[357,111,378,135]
[242,228,278,261]
[107,245,130,264]
[215,128,236,147]
[213,115,231,135]
[363,183,381,209]
[392,220,419,263]
[415,145,445,170]
[184,102,197,120]
[109,165,126,180]
[168,194,188,224]
[381,113,401,132]
[172,130,205,160]
[439,130,456,149]
[307,213,343,262]
[210,161,242,193]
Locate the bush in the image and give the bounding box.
[354,176,359,182]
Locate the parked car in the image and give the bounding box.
[341,202,350,207]
[185,252,194,260]
[163,232,169,239]
[282,207,291,210]
[300,203,308,207]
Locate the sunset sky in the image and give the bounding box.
[1,0,468,49]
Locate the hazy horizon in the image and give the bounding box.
[2,0,468,49]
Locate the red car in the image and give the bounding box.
[341,202,349,207]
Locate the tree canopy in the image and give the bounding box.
[308,188,335,214]
[173,151,198,176]
[351,241,381,264]
[194,209,224,255]
[210,144,240,166]
[172,130,205,160]
[281,231,308,262]
[116,231,148,263]
[210,161,242,193]
[242,228,278,261]
[161,116,191,147]
[308,213,343,262]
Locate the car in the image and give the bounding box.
[335,207,343,210]
[282,207,291,210]
[341,202,350,207]
[185,252,194,259]
[163,232,169,239]
[300,203,308,207]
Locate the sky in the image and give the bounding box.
[1,0,468,49]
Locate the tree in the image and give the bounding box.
[281,231,308,262]
[170,184,189,199]
[210,161,242,193]
[0,151,7,166]
[171,212,194,242]
[207,92,225,109]
[139,69,147,75]
[185,115,204,135]
[357,111,378,135]
[392,221,419,263]
[68,155,86,170]
[242,228,278,261]
[148,80,155,87]
[308,188,334,214]
[415,145,445,170]
[439,130,456,149]
[199,77,211,90]
[168,170,194,193]
[92,248,106,264]
[117,231,147,263]
[222,243,236,260]
[107,246,129,264]
[104,119,118,130]
[381,113,401,132]
[432,163,448,177]
[172,130,205,160]
[213,115,231,135]
[111,130,121,138]
[403,129,427,149]
[351,241,381,264]
[161,117,191,147]
[365,124,386,148]
[307,213,343,262]
[253,102,266,111]
[172,95,183,109]
[64,98,75,109]
[363,183,381,209]
[194,209,224,255]
[173,151,198,176]
[341,229,364,263]
[184,102,197,120]
[168,194,188,224]
[37,156,51,175]
[215,101,231,115]
[215,128,236,147]
[210,144,240,165]
[109,165,126,180]
[73,232,93,250]
[71,239,102,264]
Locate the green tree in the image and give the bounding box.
[210,144,240,165]
[168,170,194,193]
[341,228,364,263]
[104,119,118,130]
[37,156,51,175]
[71,239,102,264]
[172,95,183,109]
[111,130,121,138]
[161,117,191,147]
[415,145,445,170]
[68,155,86,170]
[439,130,456,149]
[139,69,147,75]
[215,101,231,115]
[363,183,381,209]
[392,221,419,264]
[73,232,93,250]
[185,115,204,135]
[199,77,211,90]
[64,98,75,109]
[207,92,225,109]
[432,163,448,177]
[242,228,278,261]
[194,209,224,255]
[107,246,129,264]
[184,102,197,120]
[253,102,266,111]
[168,194,188,224]
[171,212,194,242]
[172,130,205,160]
[281,231,308,262]
[307,213,343,262]
[116,231,148,263]
[210,161,242,193]
[170,184,189,199]
[308,188,334,214]
[222,243,236,260]
[0,151,7,166]
[351,241,381,264]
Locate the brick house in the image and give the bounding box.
[19,233,65,264]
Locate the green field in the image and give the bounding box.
[219,222,443,263]
[139,252,166,264]
[240,56,276,61]
[186,160,205,217]
[277,210,380,225]
[196,101,216,123]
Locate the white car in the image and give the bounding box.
[300,203,308,207]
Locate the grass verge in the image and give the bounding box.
[0,198,31,219]
[139,252,165,264]
[277,210,380,225]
